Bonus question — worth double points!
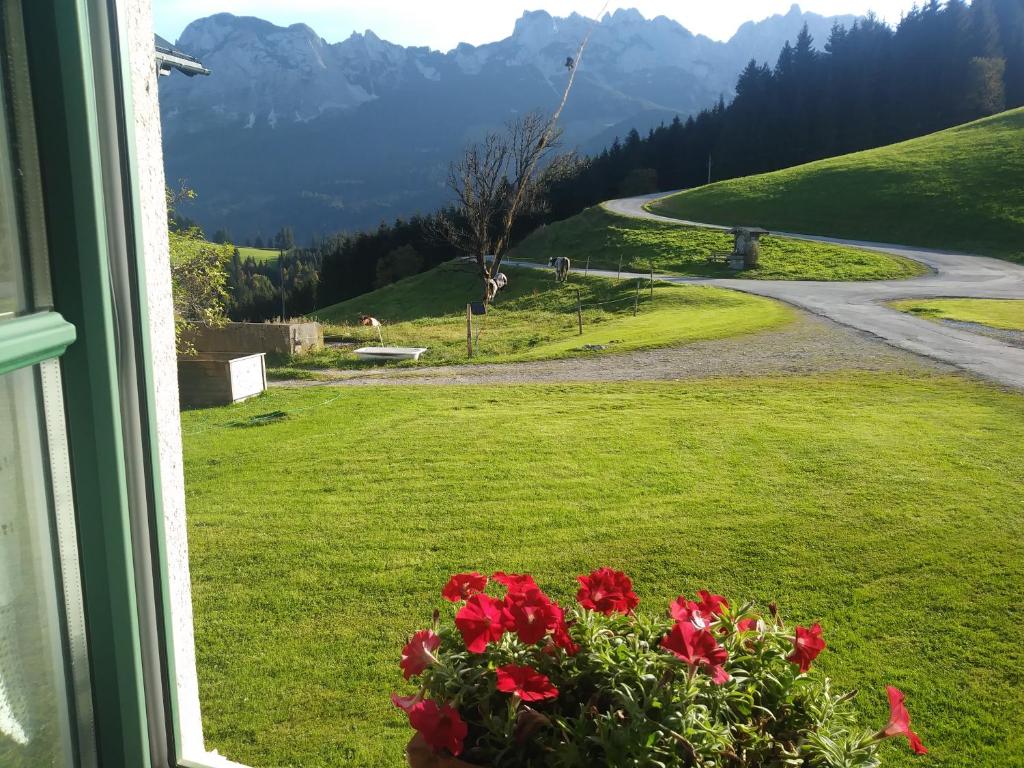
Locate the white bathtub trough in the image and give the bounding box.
[354,346,428,362]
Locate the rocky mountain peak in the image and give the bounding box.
[159,6,863,237]
[606,8,646,25]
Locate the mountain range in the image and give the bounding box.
[158,4,857,242]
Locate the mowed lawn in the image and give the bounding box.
[272,265,791,376]
[890,298,1024,331]
[182,374,1024,768]
[508,206,925,281]
[650,108,1024,263]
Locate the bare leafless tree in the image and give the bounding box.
[436,13,600,301]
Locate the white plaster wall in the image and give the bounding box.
[121,2,245,766]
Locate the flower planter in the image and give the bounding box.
[395,569,928,765]
[406,735,481,768]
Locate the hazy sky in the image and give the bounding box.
[154,1,922,50]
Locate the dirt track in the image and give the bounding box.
[271,314,950,388]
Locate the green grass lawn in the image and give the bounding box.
[509,206,926,281]
[270,265,791,377]
[182,373,1024,768]
[237,246,281,263]
[650,108,1024,263]
[890,298,1024,331]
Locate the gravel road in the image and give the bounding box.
[271,314,949,388]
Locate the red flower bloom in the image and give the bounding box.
[548,602,580,655]
[736,618,760,632]
[441,572,487,602]
[550,620,579,655]
[696,590,729,618]
[391,691,420,713]
[670,591,729,628]
[400,629,440,680]
[455,593,506,653]
[669,597,707,628]
[661,621,730,684]
[503,587,561,644]
[576,567,639,615]
[881,686,928,755]
[407,699,468,756]
[496,664,559,702]
[492,572,539,593]
[787,624,826,673]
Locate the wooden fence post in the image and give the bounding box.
[576,289,583,335]
[617,253,623,281]
[466,304,473,358]
[585,254,591,276]
[650,261,655,299]
[634,280,640,316]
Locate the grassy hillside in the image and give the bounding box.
[509,207,925,281]
[890,298,1024,331]
[237,246,279,262]
[183,374,1024,768]
[649,108,1024,262]
[271,264,791,376]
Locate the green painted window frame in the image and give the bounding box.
[0,311,77,376]
[12,2,231,768]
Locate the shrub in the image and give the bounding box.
[393,569,927,767]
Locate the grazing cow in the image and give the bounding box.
[549,256,571,283]
[494,272,508,291]
[359,315,384,345]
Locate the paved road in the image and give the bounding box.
[592,194,1024,390]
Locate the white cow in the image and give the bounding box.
[494,272,508,291]
[549,256,571,283]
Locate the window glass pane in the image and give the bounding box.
[0,365,76,767]
[0,0,53,315]
[0,62,24,320]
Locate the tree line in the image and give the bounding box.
[226,0,1023,320]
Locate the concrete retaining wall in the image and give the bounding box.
[182,321,323,356]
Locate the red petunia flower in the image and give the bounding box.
[441,572,488,602]
[576,567,639,615]
[502,587,561,644]
[880,686,928,755]
[400,629,440,680]
[736,617,760,632]
[407,699,469,756]
[455,593,506,653]
[496,664,559,702]
[661,620,731,684]
[492,572,539,593]
[548,602,580,655]
[391,691,420,713]
[787,623,826,673]
[696,590,729,618]
[670,591,729,628]
[669,597,707,628]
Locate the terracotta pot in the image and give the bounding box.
[406,734,484,768]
